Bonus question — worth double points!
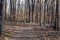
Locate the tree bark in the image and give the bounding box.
[28,0,30,23]
[0,0,3,35]
[31,0,35,22]
[54,0,59,31]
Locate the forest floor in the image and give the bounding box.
[2,22,60,40]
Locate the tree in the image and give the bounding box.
[4,0,7,20]
[39,0,41,26]
[0,0,3,35]
[54,0,59,30]
[31,0,35,22]
[26,0,30,23]
[10,0,16,21]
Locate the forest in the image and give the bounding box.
[0,0,60,40]
[3,0,60,30]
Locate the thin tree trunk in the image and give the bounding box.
[56,0,59,30]
[10,0,12,21]
[28,0,30,23]
[39,0,41,26]
[31,0,35,22]
[44,0,47,24]
[4,0,7,20]
[54,0,59,30]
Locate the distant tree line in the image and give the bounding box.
[3,0,59,30]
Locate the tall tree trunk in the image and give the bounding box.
[4,0,7,20]
[44,0,47,24]
[56,0,59,30]
[51,0,54,26]
[0,0,3,35]
[39,0,41,26]
[28,0,30,23]
[10,0,16,21]
[10,0,12,21]
[31,0,35,22]
[54,0,59,30]
[17,0,20,22]
[13,0,16,21]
